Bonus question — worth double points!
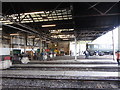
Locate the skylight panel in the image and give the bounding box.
[1,8,72,24]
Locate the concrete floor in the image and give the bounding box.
[2,70,119,77]
[2,55,119,77]
[1,55,120,89]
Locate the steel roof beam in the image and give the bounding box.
[104,2,118,14]
[28,14,35,23]
[1,15,58,42]
[87,3,104,15]
[73,13,120,18]
[88,2,100,10]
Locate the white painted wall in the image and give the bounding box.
[70,27,119,56]
[70,42,79,56]
[70,41,91,56]
[0,48,10,55]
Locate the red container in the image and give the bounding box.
[45,49,50,52]
[4,56,11,60]
[116,52,120,59]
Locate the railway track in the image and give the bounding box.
[6,66,119,72]
[1,56,119,89]
[2,75,120,89]
[28,62,117,64]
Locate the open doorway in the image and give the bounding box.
[69,27,118,60]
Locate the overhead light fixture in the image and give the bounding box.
[10,33,19,36]
[4,22,14,24]
[35,38,40,39]
[28,36,35,38]
[42,40,46,41]
[63,39,69,40]
[46,41,51,43]
[55,44,57,46]
[42,24,56,27]
[3,36,9,39]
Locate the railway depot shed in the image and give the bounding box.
[0,1,120,89]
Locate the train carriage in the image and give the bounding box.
[86,43,115,56]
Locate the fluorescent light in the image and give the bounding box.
[0,21,7,22]
[46,41,51,43]
[0,28,2,30]
[42,40,46,41]
[10,33,19,36]
[55,44,57,46]
[35,38,40,39]
[63,39,69,40]
[42,24,56,27]
[3,36,9,39]
[28,36,35,38]
[4,22,14,24]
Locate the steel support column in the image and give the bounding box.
[39,39,42,53]
[24,34,27,53]
[74,37,77,60]
[112,30,115,60]
[17,34,20,49]
[118,27,120,50]
[0,26,2,48]
[10,36,13,55]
